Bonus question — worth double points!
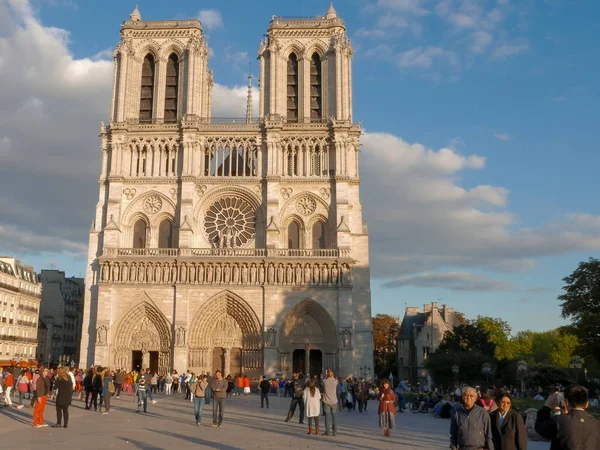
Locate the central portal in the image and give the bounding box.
[293,349,305,374]
[310,349,322,377]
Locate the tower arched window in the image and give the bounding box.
[312,221,325,249]
[164,53,179,123]
[288,221,301,249]
[139,54,155,123]
[133,219,147,248]
[158,219,174,248]
[287,53,299,122]
[310,53,322,121]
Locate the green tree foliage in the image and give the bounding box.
[474,316,512,360]
[372,314,400,377]
[558,258,600,358]
[438,321,496,356]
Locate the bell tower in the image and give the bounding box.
[258,2,353,123]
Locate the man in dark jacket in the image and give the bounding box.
[259,376,271,408]
[284,373,305,424]
[114,369,124,398]
[535,384,600,450]
[450,386,494,450]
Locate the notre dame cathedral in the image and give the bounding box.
[79,4,373,379]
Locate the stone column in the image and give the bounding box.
[224,347,231,376]
[142,350,149,370]
[305,345,311,376]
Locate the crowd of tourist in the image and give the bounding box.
[2,365,599,448]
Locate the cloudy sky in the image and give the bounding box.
[0,0,598,333]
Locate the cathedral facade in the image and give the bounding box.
[80,4,373,378]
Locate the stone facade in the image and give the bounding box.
[80,5,373,378]
[0,257,41,361]
[37,270,84,367]
[397,303,463,386]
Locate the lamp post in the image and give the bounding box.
[482,362,493,383]
[517,360,527,393]
[452,364,459,384]
[359,366,372,381]
[569,357,582,384]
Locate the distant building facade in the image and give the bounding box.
[0,257,41,361]
[37,270,84,367]
[397,302,463,386]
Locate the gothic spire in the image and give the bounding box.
[130,5,142,22]
[325,2,337,19]
[246,63,253,124]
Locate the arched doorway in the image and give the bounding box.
[188,291,262,377]
[112,297,171,375]
[279,299,337,377]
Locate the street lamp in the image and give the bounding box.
[359,366,372,381]
[517,360,527,393]
[569,357,582,384]
[482,362,493,383]
[452,364,459,384]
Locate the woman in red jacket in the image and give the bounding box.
[378,379,396,437]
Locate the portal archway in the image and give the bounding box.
[112,296,171,374]
[188,291,262,376]
[279,299,337,377]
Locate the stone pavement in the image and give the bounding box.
[0,392,549,450]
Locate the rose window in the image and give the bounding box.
[204,196,256,248]
[143,195,162,214]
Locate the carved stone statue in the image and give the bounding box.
[232,264,240,284]
[313,264,320,285]
[340,328,352,349]
[341,264,350,285]
[331,264,339,285]
[304,264,311,285]
[295,264,302,285]
[215,264,222,284]
[206,264,213,283]
[286,264,293,285]
[198,263,205,284]
[265,327,276,347]
[223,264,231,284]
[96,325,108,345]
[267,263,275,284]
[258,263,265,284]
[277,264,284,284]
[322,265,329,285]
[176,327,186,346]
[250,264,257,284]
[241,265,248,284]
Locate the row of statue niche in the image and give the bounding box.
[100,261,352,286]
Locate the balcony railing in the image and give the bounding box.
[0,281,41,299]
[0,335,38,343]
[18,305,38,313]
[102,248,350,258]
[17,320,37,328]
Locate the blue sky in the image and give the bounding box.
[1,0,599,334]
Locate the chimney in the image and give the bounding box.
[423,304,432,313]
[405,307,420,316]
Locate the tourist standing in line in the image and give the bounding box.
[322,369,339,436]
[336,377,345,412]
[205,371,212,404]
[303,379,322,436]
[3,368,13,407]
[93,367,104,412]
[191,375,208,425]
[378,379,396,437]
[211,370,227,427]
[490,392,527,450]
[136,374,148,413]
[53,367,72,428]
[259,376,270,408]
[285,373,306,424]
[450,386,494,450]
[102,368,114,414]
[236,375,243,396]
[33,367,50,428]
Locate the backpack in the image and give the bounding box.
[108,380,115,394]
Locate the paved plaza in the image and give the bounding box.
[0,392,551,450]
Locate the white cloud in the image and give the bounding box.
[383,271,513,291]
[494,132,510,141]
[359,132,600,280]
[492,41,529,59]
[0,136,11,158]
[0,224,87,256]
[397,46,458,69]
[198,9,224,30]
[376,0,430,15]
[448,12,477,28]
[471,31,493,53]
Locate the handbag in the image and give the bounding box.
[18,383,28,393]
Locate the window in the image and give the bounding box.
[158,219,174,248]
[164,53,179,122]
[312,221,325,249]
[287,54,299,122]
[139,54,155,123]
[310,53,322,121]
[287,222,300,249]
[133,219,147,248]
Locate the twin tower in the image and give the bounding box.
[80,4,373,379]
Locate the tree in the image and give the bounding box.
[558,258,600,357]
[474,316,512,360]
[372,314,400,377]
[438,321,496,356]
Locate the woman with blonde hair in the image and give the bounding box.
[54,367,73,428]
[303,379,322,436]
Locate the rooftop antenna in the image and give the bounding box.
[246,61,253,124]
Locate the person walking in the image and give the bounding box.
[16,370,29,409]
[322,369,339,436]
[285,373,306,424]
[490,392,527,450]
[136,374,148,413]
[204,371,211,404]
[211,370,227,427]
[450,386,494,450]
[83,368,95,410]
[226,375,234,401]
[33,367,50,428]
[29,369,39,409]
[53,367,73,428]
[259,376,270,408]
[102,369,114,414]
[3,368,14,407]
[378,379,396,437]
[114,369,123,399]
[395,377,410,412]
[303,379,322,436]
[165,371,173,395]
[191,375,208,425]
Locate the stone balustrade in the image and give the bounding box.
[102,247,350,258]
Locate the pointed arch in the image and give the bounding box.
[309,52,323,121]
[286,53,299,122]
[188,290,262,349]
[279,298,337,353]
[164,53,179,123]
[139,54,155,123]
